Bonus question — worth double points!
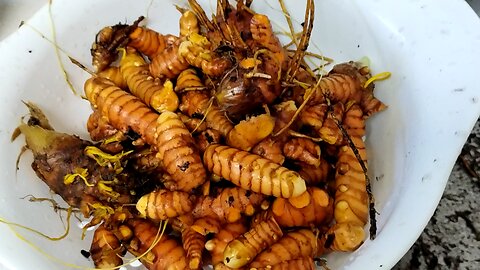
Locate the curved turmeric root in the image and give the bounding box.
[332,105,368,227]
[192,187,265,224]
[191,216,222,236]
[179,10,200,37]
[205,104,235,137]
[342,104,365,139]
[182,227,206,270]
[250,14,286,65]
[195,129,222,153]
[319,103,345,145]
[179,90,210,117]
[178,113,207,133]
[249,229,317,268]
[127,219,188,270]
[204,144,306,198]
[97,66,127,89]
[84,77,206,191]
[331,62,387,114]
[361,84,387,117]
[318,222,365,253]
[175,68,204,92]
[179,33,232,77]
[251,136,285,165]
[91,18,142,72]
[179,90,233,137]
[149,39,190,79]
[312,73,361,104]
[307,61,387,115]
[334,135,368,225]
[205,221,248,266]
[223,215,283,268]
[90,224,124,268]
[136,189,194,221]
[308,63,366,105]
[130,148,163,173]
[129,26,175,59]
[273,100,298,134]
[155,111,206,191]
[87,109,122,143]
[297,160,330,186]
[271,187,333,228]
[84,77,158,137]
[299,104,328,131]
[120,47,179,112]
[283,137,321,167]
[170,214,194,233]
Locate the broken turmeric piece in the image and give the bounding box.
[226,114,275,151]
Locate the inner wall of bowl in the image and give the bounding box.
[0,11,95,270]
[299,0,400,268]
[0,0,399,269]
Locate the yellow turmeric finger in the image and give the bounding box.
[223,215,282,268]
[136,189,194,221]
[120,47,179,112]
[90,224,123,268]
[272,187,333,228]
[318,222,365,252]
[249,229,317,268]
[205,221,248,266]
[203,144,306,198]
[182,227,206,270]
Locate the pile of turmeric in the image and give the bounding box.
[14,0,389,269]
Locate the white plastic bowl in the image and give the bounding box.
[0,0,479,269]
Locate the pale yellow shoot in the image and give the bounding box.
[364,72,392,88]
[84,146,132,173]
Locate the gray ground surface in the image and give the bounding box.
[393,119,480,269]
[467,0,480,14]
